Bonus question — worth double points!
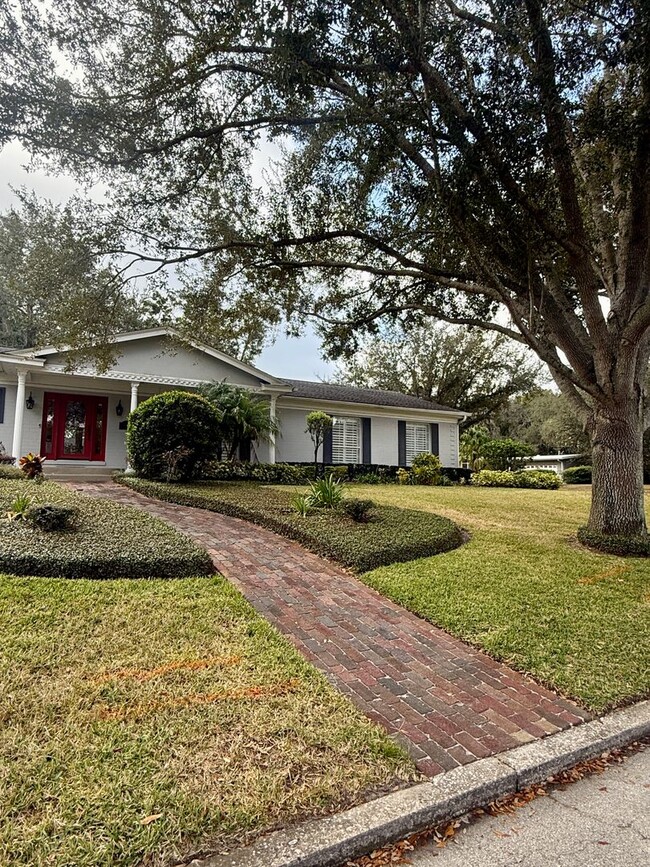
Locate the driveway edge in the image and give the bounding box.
[188,700,649,867]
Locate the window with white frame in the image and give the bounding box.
[405,423,429,465]
[331,417,361,463]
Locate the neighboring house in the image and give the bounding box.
[523,454,583,474]
[0,328,465,472]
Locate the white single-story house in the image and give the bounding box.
[523,454,583,474]
[0,328,465,473]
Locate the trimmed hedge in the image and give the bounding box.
[473,469,562,489]
[203,461,473,485]
[0,479,213,579]
[203,461,312,484]
[563,466,592,484]
[577,526,650,557]
[117,476,464,572]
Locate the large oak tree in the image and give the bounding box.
[2,0,649,538]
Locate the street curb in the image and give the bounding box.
[187,700,649,867]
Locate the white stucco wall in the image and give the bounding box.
[43,336,266,387]
[274,404,460,467]
[275,407,321,463]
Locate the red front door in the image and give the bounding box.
[41,393,108,461]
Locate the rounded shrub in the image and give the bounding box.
[563,465,592,484]
[127,391,221,481]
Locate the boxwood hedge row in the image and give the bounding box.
[117,476,465,572]
[0,480,213,579]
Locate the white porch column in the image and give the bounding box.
[123,383,140,474]
[268,395,277,465]
[130,382,140,413]
[12,372,27,460]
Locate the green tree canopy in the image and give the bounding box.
[2,0,649,538]
[0,193,140,365]
[335,323,541,429]
[495,389,591,455]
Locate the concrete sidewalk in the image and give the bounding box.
[410,746,649,866]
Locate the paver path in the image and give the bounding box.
[67,481,591,776]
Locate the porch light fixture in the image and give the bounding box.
[25,392,35,410]
[115,400,124,417]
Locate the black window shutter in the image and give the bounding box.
[0,387,5,424]
[323,426,333,463]
[361,418,371,464]
[430,423,440,456]
[398,420,407,466]
[239,439,251,462]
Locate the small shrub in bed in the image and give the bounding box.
[410,453,443,485]
[19,452,45,481]
[308,475,345,508]
[563,466,592,484]
[341,498,375,522]
[0,465,22,479]
[27,503,76,532]
[127,391,221,481]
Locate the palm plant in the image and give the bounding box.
[200,382,279,461]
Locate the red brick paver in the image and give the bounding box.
[67,481,591,776]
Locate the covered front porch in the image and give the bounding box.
[2,367,211,474]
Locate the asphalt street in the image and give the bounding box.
[410,746,649,866]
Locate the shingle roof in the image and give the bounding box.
[282,379,463,414]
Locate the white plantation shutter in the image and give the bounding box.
[331,417,361,463]
[405,423,429,465]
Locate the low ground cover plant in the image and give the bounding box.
[118,476,464,572]
[473,469,562,489]
[0,575,413,866]
[577,526,650,557]
[0,479,212,578]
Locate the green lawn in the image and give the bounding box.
[0,575,414,867]
[348,484,650,713]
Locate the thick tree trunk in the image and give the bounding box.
[588,398,647,538]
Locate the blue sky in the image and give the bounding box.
[0,142,335,379]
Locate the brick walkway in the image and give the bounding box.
[67,481,591,776]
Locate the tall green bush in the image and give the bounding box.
[563,466,592,484]
[127,391,221,481]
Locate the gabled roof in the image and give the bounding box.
[10,327,288,388]
[282,379,463,415]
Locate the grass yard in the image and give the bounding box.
[0,575,414,867]
[349,484,650,713]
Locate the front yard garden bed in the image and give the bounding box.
[0,479,212,578]
[116,476,464,571]
[0,574,414,866]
